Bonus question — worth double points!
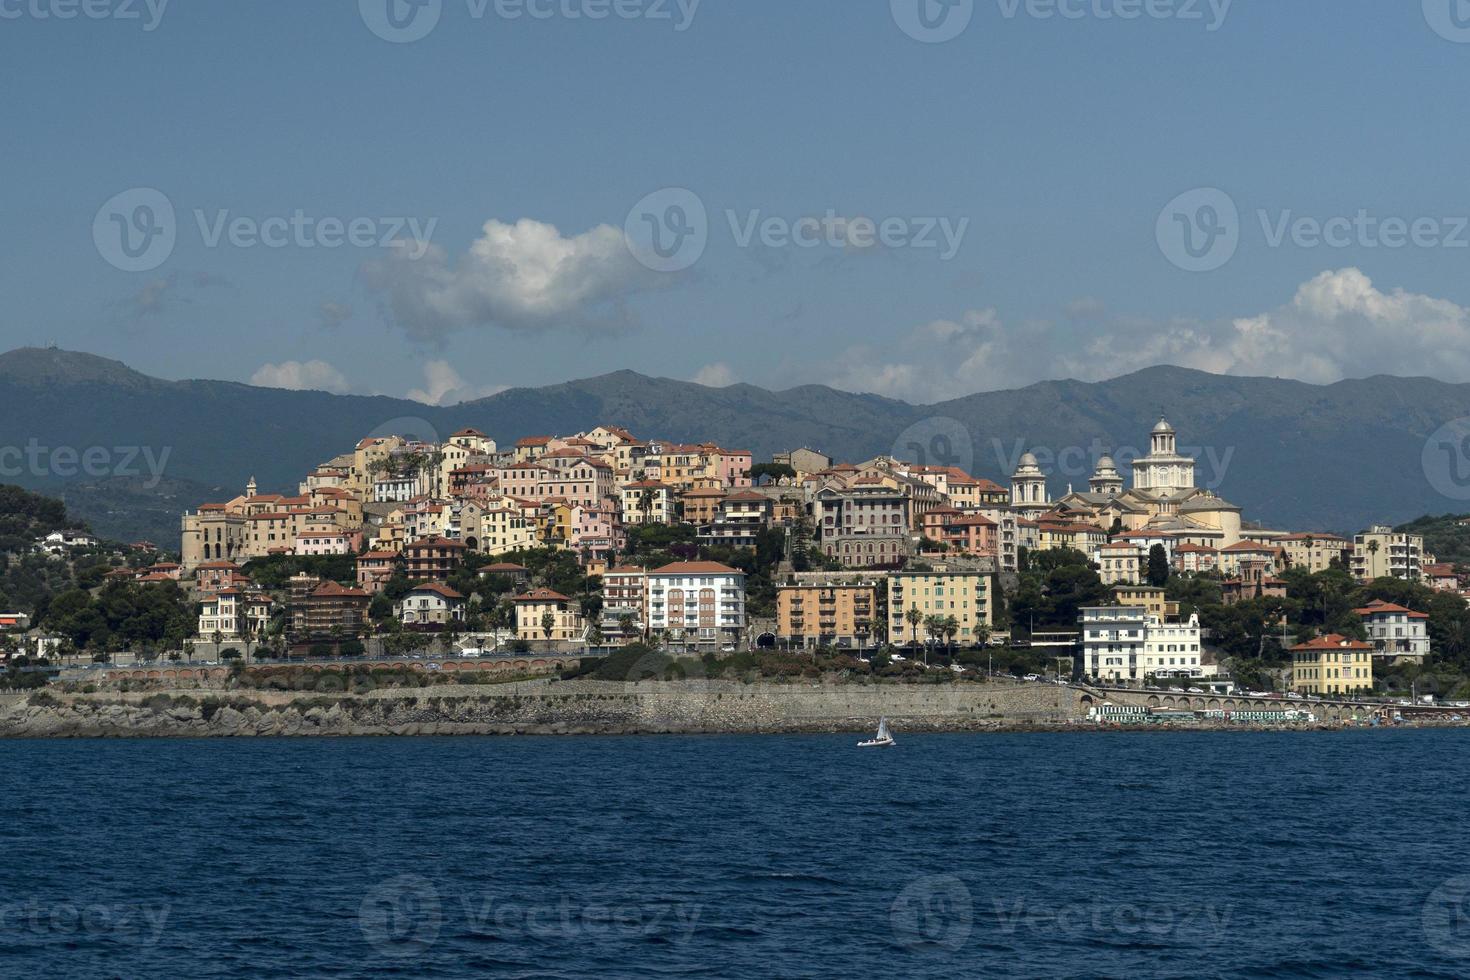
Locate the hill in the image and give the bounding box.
[1397,514,1470,568]
[1,347,1466,540]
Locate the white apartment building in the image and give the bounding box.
[198,589,272,642]
[1142,613,1205,679]
[1080,606,1146,683]
[1082,606,1206,683]
[1354,599,1430,662]
[645,561,746,651]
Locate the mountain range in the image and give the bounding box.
[1,346,1465,545]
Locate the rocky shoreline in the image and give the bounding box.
[0,680,1417,738]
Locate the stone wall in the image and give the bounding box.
[0,681,1085,738]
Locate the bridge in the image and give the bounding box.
[1076,684,1391,723]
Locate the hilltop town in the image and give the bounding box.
[3,417,1464,702]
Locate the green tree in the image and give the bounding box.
[1146,544,1170,587]
[904,606,922,648]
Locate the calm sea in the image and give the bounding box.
[1,731,1468,978]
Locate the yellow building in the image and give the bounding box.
[1290,634,1374,696]
[1278,533,1351,574]
[1111,585,1179,621]
[1351,526,1424,582]
[886,571,991,647]
[777,582,880,648]
[513,588,585,645]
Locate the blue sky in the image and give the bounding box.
[4,0,1470,404]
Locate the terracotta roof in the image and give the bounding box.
[1223,541,1273,552]
[453,428,488,438]
[359,551,401,561]
[311,581,369,598]
[1291,634,1372,652]
[407,582,465,600]
[515,588,571,603]
[650,561,744,576]
[1353,600,1429,619]
[516,436,553,447]
[406,536,467,550]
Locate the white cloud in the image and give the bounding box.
[361,217,657,342]
[828,269,1470,401]
[250,360,350,394]
[691,362,736,387]
[405,360,508,406]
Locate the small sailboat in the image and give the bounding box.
[858,716,895,748]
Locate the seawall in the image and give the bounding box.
[0,680,1083,738]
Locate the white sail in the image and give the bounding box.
[876,717,889,740]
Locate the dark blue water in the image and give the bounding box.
[2,731,1469,978]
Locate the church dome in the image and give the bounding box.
[1018,452,1038,468]
[1152,418,1175,434]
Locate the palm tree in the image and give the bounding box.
[922,614,944,666]
[943,616,959,657]
[618,612,637,647]
[540,610,556,652]
[904,606,922,650]
[586,622,604,652]
[239,612,256,666]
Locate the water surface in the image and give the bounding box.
[1,731,1466,978]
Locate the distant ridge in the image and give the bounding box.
[1,346,1467,539]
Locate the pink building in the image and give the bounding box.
[357,551,401,594]
[295,530,361,556]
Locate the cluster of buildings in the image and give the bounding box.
[62,414,1423,669]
